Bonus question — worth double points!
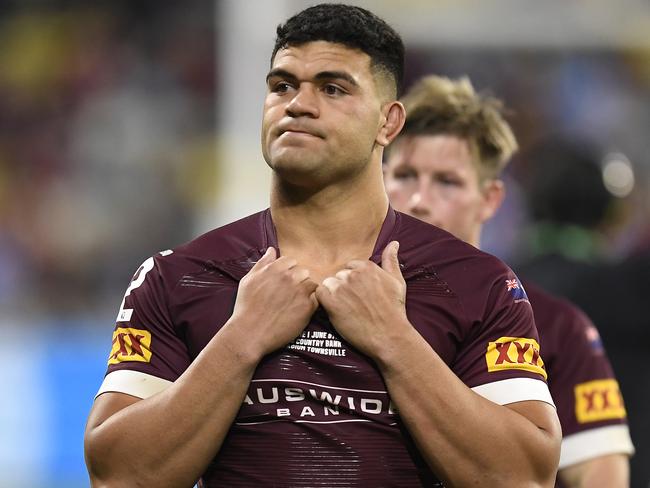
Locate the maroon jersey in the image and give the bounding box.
[526,283,633,473]
[97,208,552,487]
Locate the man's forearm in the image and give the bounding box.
[374,325,561,488]
[85,320,261,487]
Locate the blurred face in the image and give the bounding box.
[262,41,387,188]
[384,134,502,246]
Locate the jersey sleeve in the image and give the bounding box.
[546,305,634,468]
[452,267,553,407]
[95,250,192,400]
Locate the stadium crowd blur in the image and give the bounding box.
[1,1,649,486]
[0,0,217,320]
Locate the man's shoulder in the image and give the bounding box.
[395,211,512,281]
[173,210,268,261]
[394,212,526,323]
[525,281,603,355]
[525,282,573,313]
[143,210,267,284]
[525,282,592,332]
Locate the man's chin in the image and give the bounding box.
[270,159,323,186]
[270,156,316,173]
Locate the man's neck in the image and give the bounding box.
[270,164,389,276]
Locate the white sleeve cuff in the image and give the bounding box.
[559,424,635,468]
[96,370,173,400]
[471,378,555,407]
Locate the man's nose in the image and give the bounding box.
[286,85,319,118]
[408,183,433,216]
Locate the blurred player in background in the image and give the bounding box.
[84,4,561,487]
[384,75,634,488]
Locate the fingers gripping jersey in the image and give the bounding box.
[96,209,553,487]
[527,283,634,472]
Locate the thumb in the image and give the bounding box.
[252,246,276,270]
[381,241,402,278]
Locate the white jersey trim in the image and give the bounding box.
[95,370,173,400]
[559,424,635,469]
[471,378,555,407]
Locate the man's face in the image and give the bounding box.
[262,41,386,188]
[384,134,499,246]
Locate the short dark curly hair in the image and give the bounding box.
[271,3,404,97]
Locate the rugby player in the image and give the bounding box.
[384,75,634,488]
[84,5,560,487]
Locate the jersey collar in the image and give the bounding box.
[213,207,401,282]
[262,206,399,262]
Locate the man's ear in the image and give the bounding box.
[479,178,506,223]
[377,101,405,147]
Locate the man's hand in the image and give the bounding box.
[315,241,409,358]
[231,247,319,357]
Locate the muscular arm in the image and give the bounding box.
[85,248,318,487]
[375,325,561,488]
[85,318,262,487]
[558,454,629,488]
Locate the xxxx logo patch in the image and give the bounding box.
[108,327,152,365]
[486,337,546,379]
[575,379,626,423]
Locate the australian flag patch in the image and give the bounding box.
[585,324,605,353]
[505,278,530,304]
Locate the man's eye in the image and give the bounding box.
[324,84,344,96]
[394,170,416,180]
[273,82,293,93]
[437,176,461,186]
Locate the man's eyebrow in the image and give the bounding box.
[265,69,359,87]
[266,68,297,84]
[313,71,359,87]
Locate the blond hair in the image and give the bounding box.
[398,75,517,181]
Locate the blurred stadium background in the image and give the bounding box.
[0,1,648,486]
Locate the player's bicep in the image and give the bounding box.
[84,391,144,482]
[506,400,562,438]
[505,400,562,481]
[86,391,142,433]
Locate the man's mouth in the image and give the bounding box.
[277,124,323,139]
